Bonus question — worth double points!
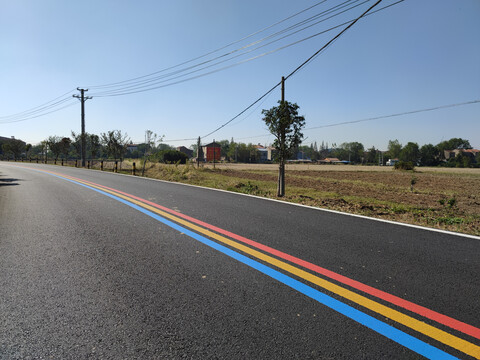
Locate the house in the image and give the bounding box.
[253,144,268,162]
[126,143,138,152]
[177,146,194,158]
[444,149,479,161]
[267,146,276,161]
[202,142,221,162]
[318,157,342,164]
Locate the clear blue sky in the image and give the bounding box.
[1,0,479,150]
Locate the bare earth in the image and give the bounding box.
[194,163,480,236]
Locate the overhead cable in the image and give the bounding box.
[199,0,387,141]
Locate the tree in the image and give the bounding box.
[25,144,32,159]
[437,138,472,160]
[387,139,402,159]
[89,134,101,160]
[399,142,420,164]
[142,130,161,175]
[333,142,364,163]
[366,146,377,164]
[419,144,439,166]
[158,150,188,164]
[47,136,63,161]
[59,137,72,160]
[4,139,26,160]
[262,101,305,197]
[101,130,129,161]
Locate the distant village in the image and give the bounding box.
[1,134,478,168]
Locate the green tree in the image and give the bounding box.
[25,144,32,159]
[3,139,26,160]
[387,139,402,159]
[437,138,472,160]
[334,142,364,163]
[366,146,377,164]
[59,137,72,160]
[89,134,101,160]
[400,142,420,164]
[262,101,305,196]
[419,144,439,166]
[101,130,130,161]
[47,136,63,161]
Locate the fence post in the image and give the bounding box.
[101,160,104,171]
[132,162,136,176]
[114,161,118,173]
[87,160,90,169]
[75,160,77,167]
[61,159,64,166]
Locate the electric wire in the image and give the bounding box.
[88,0,369,97]
[199,0,386,141]
[84,0,332,90]
[0,89,77,123]
[221,100,480,143]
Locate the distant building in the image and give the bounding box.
[318,157,342,164]
[126,143,138,152]
[177,146,194,158]
[202,142,221,162]
[267,146,276,161]
[253,144,268,162]
[444,149,479,161]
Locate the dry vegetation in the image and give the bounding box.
[127,162,479,236]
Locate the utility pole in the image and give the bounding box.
[73,88,92,167]
[213,139,216,169]
[278,76,286,197]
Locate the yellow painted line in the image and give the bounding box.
[62,174,480,359]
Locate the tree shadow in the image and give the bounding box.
[0,177,21,186]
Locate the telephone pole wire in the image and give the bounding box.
[73,88,92,167]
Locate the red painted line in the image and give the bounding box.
[62,172,480,340]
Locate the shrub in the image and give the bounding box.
[394,161,415,171]
[158,150,188,164]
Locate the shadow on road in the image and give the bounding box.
[0,176,21,186]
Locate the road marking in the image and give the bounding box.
[37,169,480,359]
[8,165,479,359]
[65,175,480,341]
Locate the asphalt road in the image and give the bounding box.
[1,162,479,359]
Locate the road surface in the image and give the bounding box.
[1,162,479,359]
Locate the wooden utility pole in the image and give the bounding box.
[278,76,286,197]
[213,139,216,169]
[196,136,201,168]
[73,88,92,167]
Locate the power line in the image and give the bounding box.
[88,0,369,97]
[215,100,480,143]
[0,89,77,123]
[199,0,391,141]
[304,99,480,131]
[1,2,339,121]
[84,0,332,90]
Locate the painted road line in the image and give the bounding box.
[45,171,480,359]
[50,173,461,360]
[69,175,480,341]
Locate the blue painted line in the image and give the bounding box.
[50,173,459,360]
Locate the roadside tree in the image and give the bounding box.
[101,130,130,161]
[262,100,305,197]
